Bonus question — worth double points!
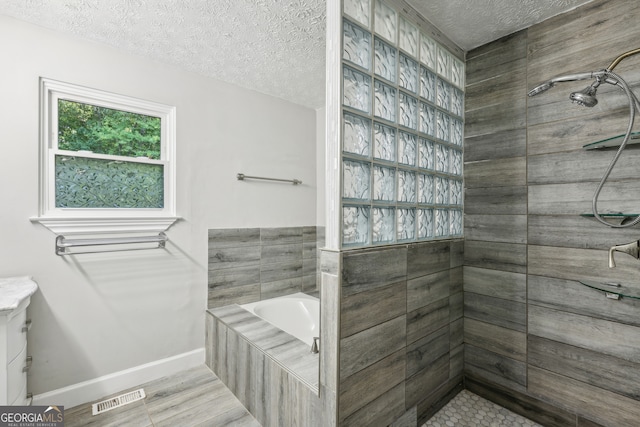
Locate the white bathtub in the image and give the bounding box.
[241,292,319,346]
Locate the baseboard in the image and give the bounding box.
[32,348,205,409]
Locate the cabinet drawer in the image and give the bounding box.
[7,309,28,363]
[7,346,27,405]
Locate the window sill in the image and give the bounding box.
[30,216,180,235]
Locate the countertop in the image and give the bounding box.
[0,276,38,313]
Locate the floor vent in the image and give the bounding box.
[92,388,146,416]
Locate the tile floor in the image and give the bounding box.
[64,365,258,427]
[64,365,542,427]
[424,390,543,427]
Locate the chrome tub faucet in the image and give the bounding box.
[608,240,640,268]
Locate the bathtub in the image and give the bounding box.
[241,292,319,345]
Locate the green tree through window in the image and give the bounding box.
[58,99,161,159]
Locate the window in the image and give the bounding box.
[33,78,177,234]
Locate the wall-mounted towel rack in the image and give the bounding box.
[55,232,168,256]
[237,173,302,185]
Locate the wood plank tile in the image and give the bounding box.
[342,246,407,296]
[208,245,261,271]
[529,334,640,400]
[260,260,303,283]
[464,185,527,214]
[338,349,406,421]
[416,378,463,426]
[449,291,463,322]
[406,241,449,279]
[464,266,526,302]
[464,214,527,244]
[260,277,302,300]
[464,240,527,274]
[208,228,260,248]
[466,65,527,113]
[528,365,640,427]
[407,270,450,313]
[464,344,526,390]
[406,297,449,345]
[450,240,464,269]
[465,99,526,138]
[465,373,576,427]
[449,344,463,380]
[450,318,463,349]
[464,293,526,332]
[405,352,449,409]
[406,325,449,379]
[207,283,260,308]
[260,227,303,244]
[464,318,526,362]
[320,271,340,393]
[465,157,527,189]
[450,266,463,294]
[340,382,405,427]
[529,305,640,364]
[340,281,406,338]
[466,30,527,70]
[528,275,640,328]
[340,316,406,380]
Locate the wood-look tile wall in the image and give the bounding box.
[464,1,640,425]
[336,240,464,426]
[207,226,322,308]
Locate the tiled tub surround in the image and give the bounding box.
[208,226,322,308]
[206,304,330,426]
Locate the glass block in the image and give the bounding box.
[435,209,449,237]
[418,208,434,238]
[343,19,371,70]
[451,57,465,89]
[399,17,418,57]
[436,176,449,205]
[437,45,450,79]
[343,66,371,113]
[451,119,463,146]
[343,206,370,246]
[436,78,451,111]
[374,122,396,161]
[397,208,416,241]
[343,112,371,156]
[451,88,464,116]
[451,149,463,176]
[399,92,418,130]
[373,165,395,201]
[344,0,370,28]
[374,80,396,122]
[374,38,397,82]
[418,138,434,170]
[437,111,450,142]
[343,160,371,200]
[436,144,449,173]
[397,169,416,203]
[55,155,163,208]
[374,0,396,44]
[420,67,436,103]
[420,102,435,137]
[420,34,436,69]
[418,173,434,204]
[450,209,463,236]
[398,131,416,166]
[399,54,418,93]
[450,179,463,205]
[373,207,395,243]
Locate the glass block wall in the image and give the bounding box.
[341,0,465,247]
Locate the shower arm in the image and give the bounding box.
[606,47,640,72]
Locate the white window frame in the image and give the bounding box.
[32,78,178,235]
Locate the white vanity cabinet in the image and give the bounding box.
[0,277,38,406]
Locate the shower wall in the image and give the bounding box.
[464,0,640,426]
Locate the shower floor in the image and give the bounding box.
[424,390,543,427]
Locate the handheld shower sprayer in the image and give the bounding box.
[527,47,640,229]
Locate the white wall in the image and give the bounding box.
[0,14,317,405]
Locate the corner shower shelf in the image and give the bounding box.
[582,131,640,150]
[580,213,640,226]
[579,280,640,300]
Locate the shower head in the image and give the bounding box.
[527,71,605,97]
[569,82,600,107]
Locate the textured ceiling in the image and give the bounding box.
[0,0,593,109]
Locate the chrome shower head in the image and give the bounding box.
[527,71,605,98]
[569,81,600,107]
